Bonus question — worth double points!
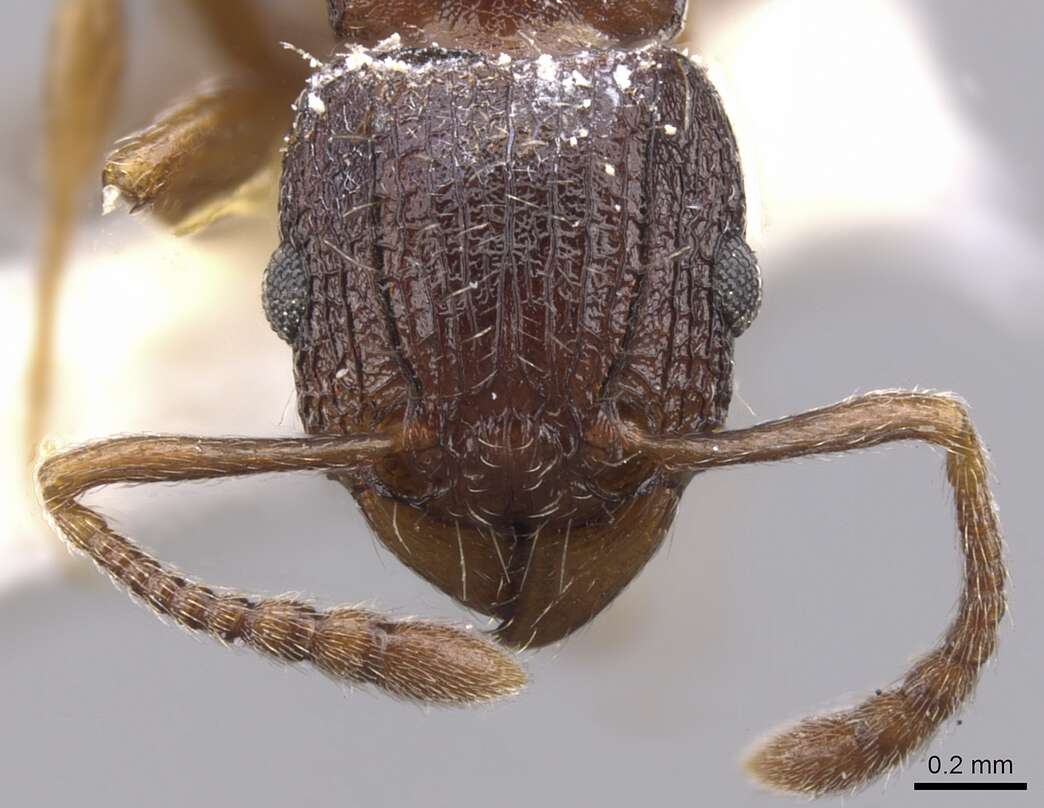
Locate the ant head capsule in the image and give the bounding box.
[283,44,745,439]
[327,0,687,55]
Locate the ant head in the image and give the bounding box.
[327,0,687,55]
[265,41,757,437]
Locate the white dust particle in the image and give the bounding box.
[664,124,678,136]
[569,136,578,147]
[578,127,589,138]
[498,53,512,66]
[344,50,374,72]
[604,163,616,176]
[280,42,322,69]
[613,64,633,91]
[571,70,592,87]
[536,53,557,81]
[308,93,327,115]
[374,33,402,52]
[101,185,122,215]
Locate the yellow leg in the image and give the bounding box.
[27,0,316,467]
[101,0,313,231]
[185,0,290,76]
[26,0,125,467]
[101,77,297,233]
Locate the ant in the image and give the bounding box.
[33,0,1005,797]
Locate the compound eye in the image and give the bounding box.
[262,244,309,345]
[713,234,762,337]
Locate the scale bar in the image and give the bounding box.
[914,782,1027,791]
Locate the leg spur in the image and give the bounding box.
[37,433,526,705]
[622,390,1005,796]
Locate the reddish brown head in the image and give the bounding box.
[327,0,688,54]
[264,40,760,646]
